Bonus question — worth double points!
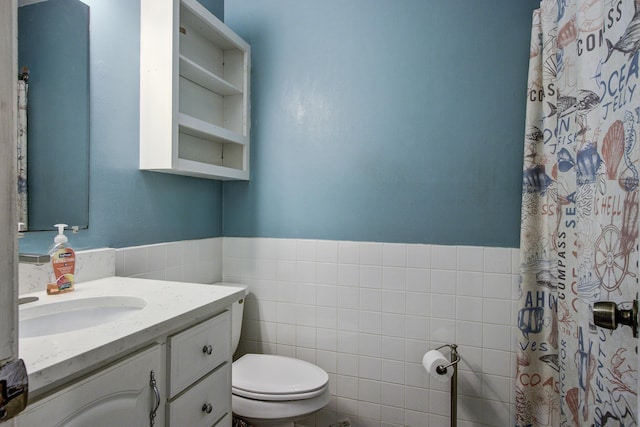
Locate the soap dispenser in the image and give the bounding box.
[47,223,76,295]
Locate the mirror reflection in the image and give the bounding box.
[18,0,90,231]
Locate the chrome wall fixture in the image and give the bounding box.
[434,343,460,427]
[593,297,639,337]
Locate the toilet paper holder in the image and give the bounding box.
[433,343,460,427]
[434,343,460,376]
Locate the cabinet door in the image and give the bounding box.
[17,345,164,427]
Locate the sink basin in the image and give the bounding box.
[20,296,147,338]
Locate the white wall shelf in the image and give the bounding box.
[140,0,251,180]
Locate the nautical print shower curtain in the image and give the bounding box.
[17,70,28,228]
[517,0,639,426]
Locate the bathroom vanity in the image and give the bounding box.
[12,277,243,427]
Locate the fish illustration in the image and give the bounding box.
[605,1,640,62]
[547,94,576,118]
[526,125,544,143]
[577,143,603,184]
[558,148,575,172]
[523,165,553,194]
[539,354,559,372]
[576,90,600,114]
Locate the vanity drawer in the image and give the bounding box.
[168,310,231,397]
[167,363,231,427]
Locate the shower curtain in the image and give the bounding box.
[17,70,28,229]
[517,0,639,426]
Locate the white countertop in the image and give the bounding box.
[18,277,245,399]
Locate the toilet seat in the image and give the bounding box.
[232,354,329,401]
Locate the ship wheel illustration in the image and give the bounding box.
[594,224,628,296]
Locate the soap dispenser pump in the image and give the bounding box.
[47,223,76,295]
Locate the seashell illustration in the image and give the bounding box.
[602,120,625,180]
[517,350,530,367]
[543,53,558,80]
[565,387,580,426]
[557,16,577,48]
[578,0,604,32]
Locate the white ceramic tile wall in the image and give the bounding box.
[223,238,520,427]
[107,236,518,426]
[115,237,223,284]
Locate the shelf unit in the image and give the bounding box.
[140,0,250,180]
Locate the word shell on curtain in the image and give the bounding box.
[518,0,639,426]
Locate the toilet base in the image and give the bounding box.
[234,416,294,427]
[232,388,330,427]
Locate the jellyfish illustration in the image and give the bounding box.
[602,120,625,180]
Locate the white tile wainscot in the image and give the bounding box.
[19,248,116,295]
[222,238,520,427]
[115,237,222,284]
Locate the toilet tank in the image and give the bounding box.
[212,283,248,354]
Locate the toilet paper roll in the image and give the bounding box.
[422,350,453,383]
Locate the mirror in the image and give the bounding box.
[18,0,90,231]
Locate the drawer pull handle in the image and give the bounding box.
[202,345,213,355]
[202,403,213,414]
[149,370,160,427]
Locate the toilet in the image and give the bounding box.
[228,285,331,426]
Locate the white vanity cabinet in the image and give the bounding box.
[17,345,164,427]
[140,0,251,180]
[166,311,231,426]
[15,310,233,427]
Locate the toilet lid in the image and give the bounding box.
[232,354,329,401]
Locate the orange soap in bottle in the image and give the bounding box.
[47,224,75,295]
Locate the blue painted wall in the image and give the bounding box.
[19,0,225,252]
[19,0,538,252]
[222,0,539,248]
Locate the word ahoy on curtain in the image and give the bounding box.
[517,0,639,426]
